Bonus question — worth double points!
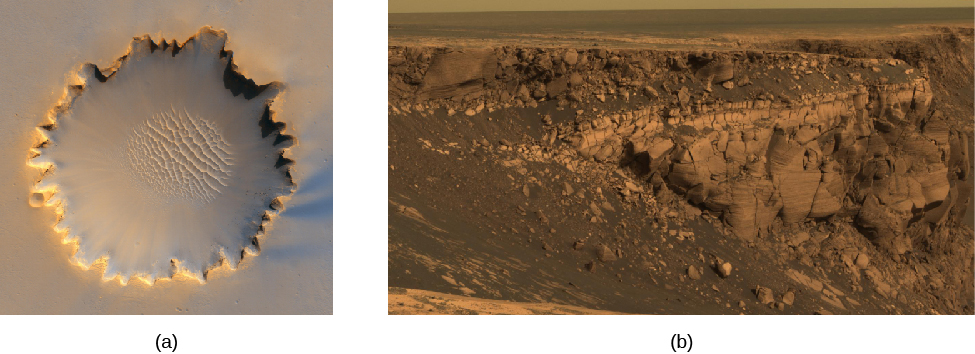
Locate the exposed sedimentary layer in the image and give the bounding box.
[391,46,965,251]
[389,30,974,314]
[29,27,296,284]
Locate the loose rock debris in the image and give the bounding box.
[389,28,975,314]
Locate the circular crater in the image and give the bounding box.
[28,27,295,284]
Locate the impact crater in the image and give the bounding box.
[29,27,296,284]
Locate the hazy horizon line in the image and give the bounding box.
[390,6,975,15]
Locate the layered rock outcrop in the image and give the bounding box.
[388,46,970,256]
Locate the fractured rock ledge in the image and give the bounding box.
[389,46,968,255]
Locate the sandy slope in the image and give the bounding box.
[389,287,624,315]
[0,0,331,314]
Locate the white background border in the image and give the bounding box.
[3,1,974,353]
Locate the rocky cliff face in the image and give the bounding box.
[391,46,966,249]
[389,30,974,313]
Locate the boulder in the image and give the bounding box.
[594,145,616,162]
[419,50,496,100]
[677,86,690,105]
[789,232,810,247]
[857,195,910,254]
[718,262,733,278]
[782,290,796,306]
[563,50,578,66]
[517,84,531,101]
[569,72,584,87]
[855,253,870,269]
[756,287,775,304]
[696,59,734,83]
[646,138,674,160]
[596,244,617,262]
[547,76,568,99]
[533,85,547,99]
